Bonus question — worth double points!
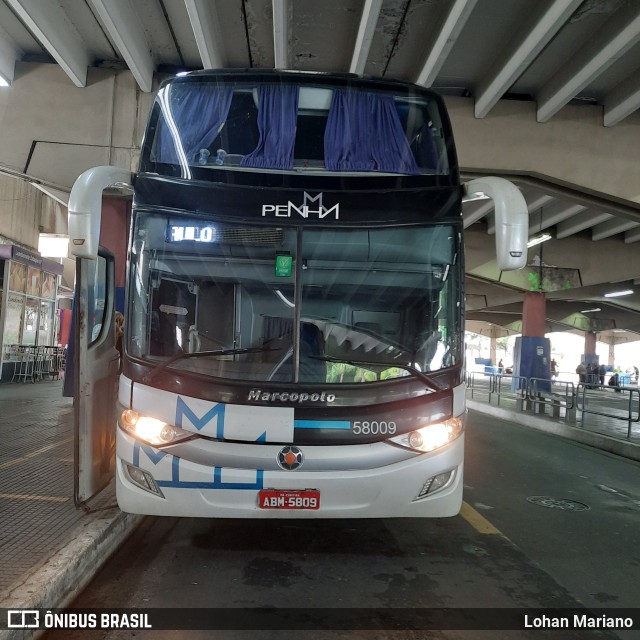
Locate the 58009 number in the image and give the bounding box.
[352,421,397,435]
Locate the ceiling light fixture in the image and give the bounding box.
[603,289,633,298]
[581,308,601,313]
[526,233,552,248]
[0,73,9,88]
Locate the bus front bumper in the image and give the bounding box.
[115,430,464,518]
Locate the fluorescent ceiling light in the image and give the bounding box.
[527,233,552,248]
[603,289,633,298]
[38,234,69,258]
[581,308,601,313]
[0,73,9,87]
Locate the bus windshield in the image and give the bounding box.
[141,76,450,177]
[127,212,462,384]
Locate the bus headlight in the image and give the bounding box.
[119,409,195,447]
[390,416,464,453]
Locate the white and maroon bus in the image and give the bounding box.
[69,70,527,518]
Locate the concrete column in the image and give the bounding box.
[489,335,497,367]
[608,342,615,367]
[583,331,598,366]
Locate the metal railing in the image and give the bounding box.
[466,371,640,441]
[576,382,640,439]
[528,377,576,420]
[8,345,65,383]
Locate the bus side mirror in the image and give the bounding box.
[68,166,133,259]
[463,177,528,271]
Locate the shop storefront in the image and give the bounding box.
[0,245,65,382]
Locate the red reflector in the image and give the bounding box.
[258,489,320,510]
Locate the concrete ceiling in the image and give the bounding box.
[2,0,640,342]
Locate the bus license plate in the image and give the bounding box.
[259,489,320,510]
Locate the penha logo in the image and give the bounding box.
[262,192,339,220]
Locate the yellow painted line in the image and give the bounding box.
[460,501,510,540]
[0,457,28,471]
[0,436,73,470]
[0,493,68,503]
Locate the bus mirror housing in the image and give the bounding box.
[463,177,528,271]
[68,166,133,259]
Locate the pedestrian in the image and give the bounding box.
[551,358,558,378]
[608,372,621,392]
[588,362,599,389]
[576,361,586,384]
[498,358,504,373]
[634,365,639,384]
[598,363,606,386]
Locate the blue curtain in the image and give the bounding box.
[156,84,233,164]
[324,90,420,174]
[241,85,299,170]
[324,90,375,171]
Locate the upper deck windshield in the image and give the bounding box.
[140,73,451,179]
[127,212,462,385]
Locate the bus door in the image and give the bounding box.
[74,247,120,506]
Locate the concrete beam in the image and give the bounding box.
[556,210,613,238]
[604,69,640,127]
[184,0,225,69]
[350,0,382,75]
[624,227,640,244]
[592,217,640,241]
[528,201,587,235]
[416,0,478,87]
[0,22,21,85]
[272,0,289,69]
[537,4,640,123]
[463,199,494,228]
[475,0,581,118]
[6,0,89,87]
[447,96,640,204]
[88,0,154,92]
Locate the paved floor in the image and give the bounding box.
[0,374,638,631]
[0,380,78,596]
[0,380,138,620]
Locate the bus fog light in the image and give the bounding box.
[118,409,195,447]
[123,462,164,497]
[390,417,464,453]
[416,469,455,499]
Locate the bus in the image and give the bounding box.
[68,69,527,518]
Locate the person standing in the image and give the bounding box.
[576,361,586,384]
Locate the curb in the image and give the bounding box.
[0,509,143,640]
[467,399,640,462]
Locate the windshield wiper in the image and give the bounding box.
[143,346,281,383]
[309,355,444,392]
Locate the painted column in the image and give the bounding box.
[513,292,551,391]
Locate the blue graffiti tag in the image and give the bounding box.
[132,442,264,490]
